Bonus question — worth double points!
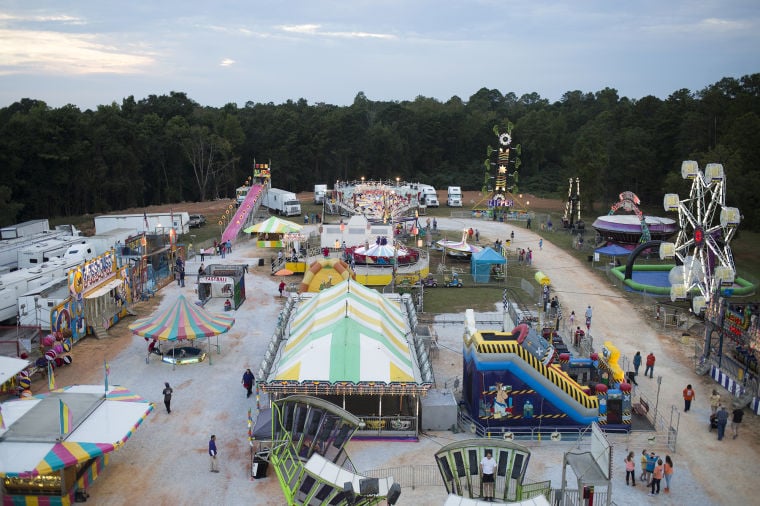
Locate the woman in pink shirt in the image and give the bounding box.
[624,451,636,486]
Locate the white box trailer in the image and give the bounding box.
[314,184,328,204]
[95,212,190,235]
[0,219,50,240]
[262,188,302,216]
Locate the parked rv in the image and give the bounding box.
[0,223,81,274]
[0,251,88,324]
[262,188,302,216]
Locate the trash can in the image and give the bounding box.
[252,450,270,479]
[258,258,265,267]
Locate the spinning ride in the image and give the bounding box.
[661,161,741,310]
[474,124,524,211]
[592,191,677,244]
[437,230,483,258]
[348,237,419,266]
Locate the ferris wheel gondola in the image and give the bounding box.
[660,161,741,310]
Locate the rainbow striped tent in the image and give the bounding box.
[128,294,235,341]
[269,280,419,384]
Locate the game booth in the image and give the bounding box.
[49,250,132,346]
[0,385,152,505]
[197,264,246,310]
[243,216,303,249]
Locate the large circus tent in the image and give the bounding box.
[259,280,432,422]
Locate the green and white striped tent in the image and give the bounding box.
[269,280,420,384]
[243,216,303,234]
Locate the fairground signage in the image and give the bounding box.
[203,276,234,284]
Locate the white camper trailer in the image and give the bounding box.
[0,251,87,324]
[17,277,70,330]
[17,237,92,269]
[0,224,81,274]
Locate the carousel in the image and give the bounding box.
[128,294,235,366]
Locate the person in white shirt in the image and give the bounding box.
[480,451,496,501]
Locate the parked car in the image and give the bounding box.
[189,214,206,228]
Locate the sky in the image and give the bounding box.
[1,1,758,110]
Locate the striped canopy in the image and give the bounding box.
[128,294,235,341]
[0,386,152,478]
[270,280,418,384]
[243,216,303,234]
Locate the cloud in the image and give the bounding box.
[0,28,154,75]
[644,17,749,35]
[220,58,235,67]
[278,24,396,40]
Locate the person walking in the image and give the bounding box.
[632,351,642,376]
[682,384,695,412]
[663,455,674,493]
[539,238,543,250]
[710,390,721,414]
[162,382,173,414]
[569,310,575,327]
[731,407,744,439]
[209,435,219,472]
[645,352,656,378]
[716,405,729,440]
[480,450,496,501]
[650,458,663,495]
[242,368,255,398]
[278,280,286,297]
[624,451,636,486]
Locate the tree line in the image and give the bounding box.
[1,73,759,230]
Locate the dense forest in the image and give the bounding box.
[1,74,759,230]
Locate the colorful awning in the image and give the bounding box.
[128,294,235,341]
[0,385,153,478]
[243,216,303,234]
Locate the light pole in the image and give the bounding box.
[653,375,662,428]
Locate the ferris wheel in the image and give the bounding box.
[661,161,741,311]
